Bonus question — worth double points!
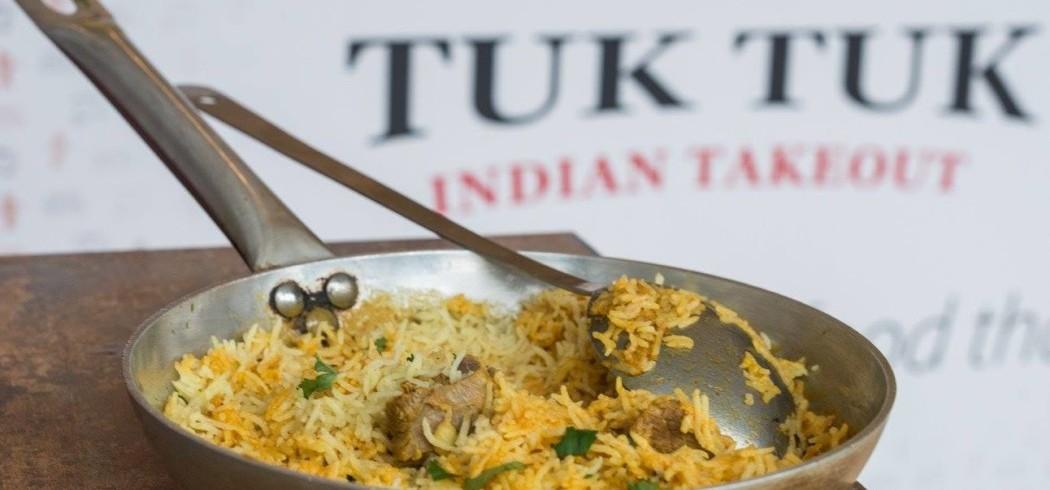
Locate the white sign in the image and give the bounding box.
[3,1,1049,488]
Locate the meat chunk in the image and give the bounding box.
[386,383,436,462]
[630,399,697,453]
[456,354,481,375]
[385,356,491,463]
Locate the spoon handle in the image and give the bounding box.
[179,85,601,296]
[14,0,333,272]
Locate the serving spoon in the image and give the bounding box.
[178,85,795,453]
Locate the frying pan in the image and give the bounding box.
[16,1,895,488]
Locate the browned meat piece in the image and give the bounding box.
[426,369,488,414]
[385,356,491,464]
[630,399,697,453]
[457,354,481,374]
[386,382,439,463]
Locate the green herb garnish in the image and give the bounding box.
[426,459,453,481]
[375,336,388,352]
[407,353,415,362]
[553,427,598,458]
[463,461,524,490]
[628,481,660,490]
[298,355,337,398]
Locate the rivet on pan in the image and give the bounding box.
[303,307,339,332]
[324,272,358,310]
[271,281,306,318]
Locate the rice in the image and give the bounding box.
[589,276,705,375]
[163,282,846,489]
[740,352,781,404]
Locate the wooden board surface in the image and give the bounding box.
[0,233,596,489]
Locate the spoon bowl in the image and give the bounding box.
[588,297,795,452]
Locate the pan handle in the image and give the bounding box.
[15,0,333,271]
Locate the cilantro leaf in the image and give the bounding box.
[299,355,337,398]
[425,459,453,481]
[462,461,524,490]
[298,371,337,398]
[553,427,598,458]
[628,481,661,490]
[314,355,336,375]
[375,336,388,352]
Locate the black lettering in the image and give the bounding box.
[734,29,826,106]
[905,298,956,373]
[593,33,691,112]
[1017,311,1045,363]
[471,36,567,124]
[993,294,1043,363]
[968,308,995,368]
[946,27,1037,120]
[348,38,452,141]
[844,29,927,110]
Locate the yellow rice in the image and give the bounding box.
[589,277,704,375]
[740,352,781,404]
[163,282,847,489]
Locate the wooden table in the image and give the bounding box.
[0,233,596,489]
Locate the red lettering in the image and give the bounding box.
[770,145,803,186]
[937,151,966,192]
[458,169,498,212]
[892,149,935,191]
[892,149,914,190]
[814,145,845,186]
[626,150,664,190]
[690,146,721,188]
[580,156,618,197]
[726,147,760,187]
[427,142,963,216]
[510,162,549,205]
[558,158,573,198]
[431,175,449,214]
[849,146,886,187]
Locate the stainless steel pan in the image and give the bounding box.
[17,1,894,488]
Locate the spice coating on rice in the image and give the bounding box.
[589,276,704,375]
[163,282,848,489]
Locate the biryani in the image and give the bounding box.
[162,277,847,489]
[589,276,705,376]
